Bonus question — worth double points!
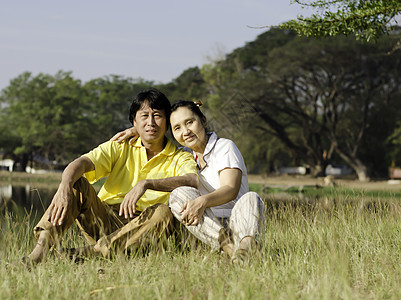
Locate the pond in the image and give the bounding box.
[0,179,106,223]
[0,183,57,223]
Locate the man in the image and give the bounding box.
[27,88,198,263]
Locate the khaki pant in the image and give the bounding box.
[34,177,174,257]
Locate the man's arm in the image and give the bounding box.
[119,173,198,218]
[143,173,198,192]
[48,156,95,226]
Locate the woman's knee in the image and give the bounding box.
[237,192,262,206]
[232,192,264,219]
[169,186,199,207]
[247,191,261,201]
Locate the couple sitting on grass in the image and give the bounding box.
[26,88,264,266]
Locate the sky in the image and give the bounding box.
[0,0,312,91]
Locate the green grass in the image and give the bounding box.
[2,188,401,299]
[256,182,401,199]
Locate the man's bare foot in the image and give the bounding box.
[27,231,51,263]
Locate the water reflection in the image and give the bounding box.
[0,184,56,220]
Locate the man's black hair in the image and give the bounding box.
[129,88,171,128]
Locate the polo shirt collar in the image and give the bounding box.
[203,132,218,158]
[133,137,176,157]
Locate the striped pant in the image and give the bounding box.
[169,187,265,250]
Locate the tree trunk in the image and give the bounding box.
[17,153,29,172]
[352,161,370,182]
[336,150,370,181]
[310,164,325,177]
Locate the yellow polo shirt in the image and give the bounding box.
[83,137,197,211]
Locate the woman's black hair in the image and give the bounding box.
[129,88,171,128]
[171,100,206,126]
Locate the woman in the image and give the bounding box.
[112,100,264,263]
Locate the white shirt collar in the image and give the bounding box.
[203,132,219,159]
[192,132,219,171]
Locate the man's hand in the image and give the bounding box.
[119,180,147,218]
[110,127,138,145]
[48,183,74,226]
[180,196,207,226]
[46,156,95,227]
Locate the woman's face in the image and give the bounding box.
[170,106,207,152]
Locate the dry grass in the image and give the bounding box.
[2,173,401,299]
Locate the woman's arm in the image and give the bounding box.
[180,168,242,226]
[110,127,138,145]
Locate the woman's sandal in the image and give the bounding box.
[231,249,249,266]
[218,228,235,258]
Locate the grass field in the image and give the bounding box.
[1,175,401,299]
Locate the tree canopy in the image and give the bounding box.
[279,0,401,42]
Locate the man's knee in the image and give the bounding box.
[73,177,91,194]
[153,203,173,222]
[139,203,173,225]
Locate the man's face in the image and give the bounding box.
[134,101,167,145]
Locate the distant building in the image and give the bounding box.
[0,159,14,171]
[325,164,352,176]
[0,152,64,173]
[278,166,308,175]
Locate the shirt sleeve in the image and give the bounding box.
[82,140,118,183]
[174,149,197,176]
[214,139,246,175]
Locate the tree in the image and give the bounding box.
[201,29,306,174]
[0,71,87,170]
[279,0,401,42]
[201,28,401,180]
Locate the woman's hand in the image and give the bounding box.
[110,127,138,145]
[180,196,207,226]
